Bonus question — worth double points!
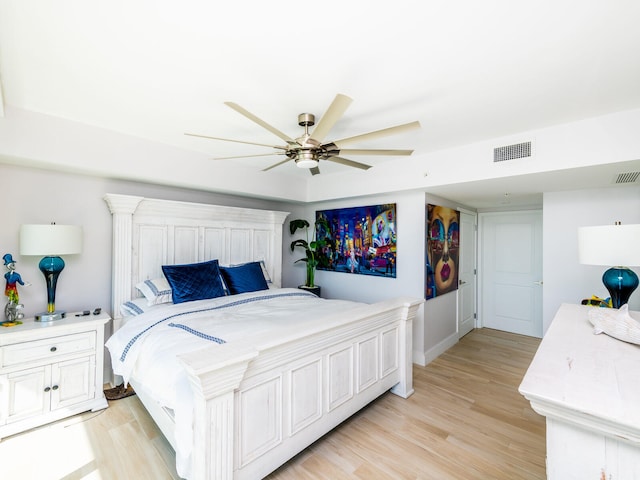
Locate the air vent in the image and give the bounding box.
[615,171,640,184]
[493,141,532,163]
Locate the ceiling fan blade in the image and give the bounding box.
[185,132,287,150]
[262,158,293,172]
[332,120,421,148]
[309,94,353,143]
[338,149,414,156]
[326,156,372,170]
[310,167,321,176]
[224,102,298,145]
[212,152,286,161]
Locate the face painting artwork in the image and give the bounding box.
[426,204,460,299]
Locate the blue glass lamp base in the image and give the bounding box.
[602,267,639,309]
[37,255,66,321]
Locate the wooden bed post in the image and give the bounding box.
[104,194,143,385]
[179,344,259,479]
[103,194,143,327]
[391,299,420,398]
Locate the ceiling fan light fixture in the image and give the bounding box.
[189,94,420,175]
[295,151,319,169]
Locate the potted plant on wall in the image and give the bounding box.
[290,217,330,296]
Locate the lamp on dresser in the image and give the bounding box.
[578,222,640,309]
[19,223,83,321]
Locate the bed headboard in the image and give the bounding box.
[104,194,289,327]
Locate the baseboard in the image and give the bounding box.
[422,332,459,365]
[412,349,427,367]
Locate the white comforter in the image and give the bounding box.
[105,288,365,478]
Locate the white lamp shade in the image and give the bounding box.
[578,224,640,267]
[20,224,83,256]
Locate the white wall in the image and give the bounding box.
[0,163,288,320]
[543,185,640,333]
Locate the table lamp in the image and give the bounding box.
[578,222,640,309]
[20,223,83,321]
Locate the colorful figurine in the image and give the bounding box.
[3,253,30,324]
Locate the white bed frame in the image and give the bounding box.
[104,193,422,480]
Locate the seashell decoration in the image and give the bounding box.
[588,304,640,345]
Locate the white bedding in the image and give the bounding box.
[105,288,366,477]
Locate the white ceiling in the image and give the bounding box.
[1,1,640,207]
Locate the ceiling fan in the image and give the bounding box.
[185,94,420,175]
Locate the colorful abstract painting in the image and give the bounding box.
[426,204,460,299]
[315,203,397,277]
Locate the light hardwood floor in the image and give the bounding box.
[0,328,545,479]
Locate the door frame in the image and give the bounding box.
[457,209,477,338]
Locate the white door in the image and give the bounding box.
[458,211,477,338]
[480,210,543,337]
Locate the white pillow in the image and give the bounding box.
[120,298,156,316]
[136,277,173,306]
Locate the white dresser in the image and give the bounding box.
[0,312,110,440]
[519,303,640,479]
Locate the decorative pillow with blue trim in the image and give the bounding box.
[136,277,173,306]
[162,259,226,304]
[220,261,269,295]
[120,298,165,317]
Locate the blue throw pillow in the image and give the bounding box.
[220,261,269,295]
[162,259,226,304]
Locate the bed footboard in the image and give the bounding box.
[179,296,422,480]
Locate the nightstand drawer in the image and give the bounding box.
[1,331,96,368]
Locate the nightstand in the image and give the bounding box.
[0,311,110,440]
